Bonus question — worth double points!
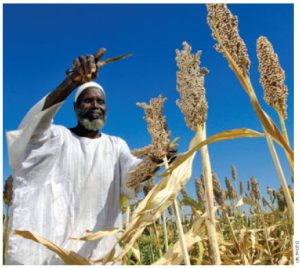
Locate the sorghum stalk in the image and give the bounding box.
[207,3,294,218]
[176,41,221,264]
[265,134,293,216]
[197,125,221,264]
[152,222,162,258]
[162,211,169,252]
[138,95,190,263]
[258,204,274,264]
[126,206,130,229]
[223,210,249,265]
[163,157,190,265]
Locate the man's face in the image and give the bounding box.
[74,87,107,131]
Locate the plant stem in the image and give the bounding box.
[265,133,294,218]
[126,206,130,229]
[163,156,190,265]
[278,111,290,146]
[277,111,294,180]
[258,205,274,264]
[173,200,191,265]
[224,211,249,265]
[153,222,162,258]
[197,124,221,265]
[162,211,169,252]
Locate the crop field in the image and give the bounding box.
[3,4,294,265]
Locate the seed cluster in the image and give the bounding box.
[181,187,189,198]
[256,36,288,118]
[143,179,155,196]
[239,181,244,196]
[207,4,250,72]
[137,95,170,160]
[225,176,237,200]
[4,176,13,207]
[176,42,208,131]
[212,173,226,206]
[275,190,286,212]
[127,157,158,189]
[195,177,206,205]
[231,165,237,181]
[249,176,261,201]
[131,144,154,158]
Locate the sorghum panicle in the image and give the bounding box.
[249,176,261,201]
[231,165,237,181]
[181,187,189,198]
[195,177,206,205]
[137,95,170,160]
[262,197,271,209]
[257,36,288,118]
[143,179,155,196]
[212,172,226,206]
[176,41,208,131]
[239,181,244,196]
[131,144,154,158]
[225,176,237,200]
[127,157,158,189]
[207,4,251,72]
[275,190,287,212]
[4,175,13,207]
[167,205,173,216]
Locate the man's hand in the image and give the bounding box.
[67,48,106,84]
[69,55,99,83]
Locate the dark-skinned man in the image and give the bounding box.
[5,53,176,264]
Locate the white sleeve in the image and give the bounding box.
[118,139,144,199]
[6,94,63,172]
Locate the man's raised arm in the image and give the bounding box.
[42,54,100,110]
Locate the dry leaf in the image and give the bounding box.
[14,230,90,265]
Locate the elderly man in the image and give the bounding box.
[5,53,173,264]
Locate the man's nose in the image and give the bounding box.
[91,100,100,108]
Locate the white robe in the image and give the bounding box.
[5,95,142,265]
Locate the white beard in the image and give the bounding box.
[79,117,105,131]
[75,107,106,131]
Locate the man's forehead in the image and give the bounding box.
[78,87,105,100]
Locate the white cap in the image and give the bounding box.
[74,81,105,103]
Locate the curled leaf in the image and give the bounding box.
[14,230,90,265]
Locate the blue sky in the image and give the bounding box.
[3,4,294,200]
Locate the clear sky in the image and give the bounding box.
[3,4,294,200]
